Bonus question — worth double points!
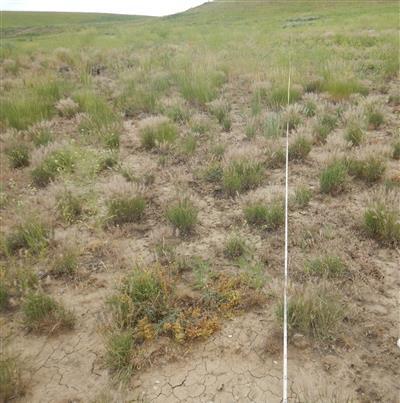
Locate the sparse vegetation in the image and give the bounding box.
[0,351,25,402]
[56,190,83,223]
[52,248,78,277]
[288,136,312,161]
[345,122,364,146]
[294,186,312,208]
[346,156,386,183]
[305,255,347,278]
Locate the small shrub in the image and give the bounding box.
[364,199,400,246]
[166,198,198,235]
[344,122,364,146]
[203,162,223,183]
[0,352,25,402]
[52,249,78,277]
[55,97,79,118]
[288,136,312,161]
[107,196,146,225]
[5,144,30,168]
[57,191,83,223]
[224,234,247,259]
[305,256,347,278]
[346,156,386,183]
[392,140,400,160]
[22,292,75,333]
[32,149,75,187]
[294,186,312,208]
[5,219,49,255]
[222,160,263,195]
[244,201,284,230]
[140,118,177,150]
[320,161,347,195]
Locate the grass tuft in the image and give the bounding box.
[56,191,83,223]
[344,122,364,146]
[320,160,347,195]
[222,160,263,195]
[22,292,75,334]
[224,234,247,259]
[140,118,177,150]
[288,136,312,161]
[166,198,198,235]
[107,196,146,225]
[244,200,284,230]
[294,186,312,208]
[305,256,347,278]
[346,156,386,183]
[0,352,25,402]
[5,144,30,168]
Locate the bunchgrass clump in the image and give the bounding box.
[305,256,347,279]
[364,103,384,129]
[32,148,75,187]
[166,198,198,235]
[105,331,134,377]
[208,99,230,125]
[363,195,400,246]
[22,292,75,334]
[392,140,400,160]
[320,160,348,195]
[224,234,247,259]
[203,162,223,183]
[346,156,386,183]
[312,113,337,144]
[56,191,83,223]
[139,118,177,150]
[281,104,303,132]
[222,160,263,195]
[5,219,49,255]
[345,122,364,146]
[323,79,368,101]
[180,134,197,156]
[108,267,170,328]
[0,352,25,402]
[263,112,282,138]
[28,122,53,147]
[288,136,312,161]
[294,186,312,208]
[277,284,345,340]
[5,144,30,169]
[55,97,79,118]
[267,86,302,109]
[266,147,285,168]
[107,196,146,225]
[52,248,78,277]
[244,200,284,230]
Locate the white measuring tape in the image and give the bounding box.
[283,42,292,403]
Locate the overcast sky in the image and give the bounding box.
[1,0,210,17]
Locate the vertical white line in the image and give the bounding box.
[283,39,292,403]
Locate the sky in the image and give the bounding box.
[1,0,210,17]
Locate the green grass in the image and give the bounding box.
[288,136,312,161]
[140,118,178,150]
[56,191,83,223]
[107,196,146,225]
[244,201,284,230]
[346,156,386,183]
[52,248,79,277]
[224,234,248,259]
[345,122,364,146]
[294,186,312,208]
[322,79,368,101]
[277,285,345,340]
[166,198,198,235]
[222,160,263,196]
[105,331,134,376]
[263,113,282,138]
[5,144,30,168]
[0,351,25,402]
[364,198,400,246]
[22,292,75,333]
[5,218,49,255]
[392,140,400,160]
[320,160,347,195]
[32,148,76,187]
[305,256,347,278]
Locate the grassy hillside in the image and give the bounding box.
[0,1,399,402]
